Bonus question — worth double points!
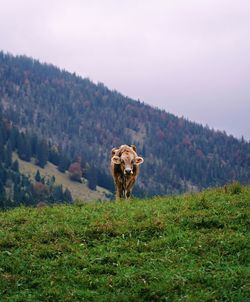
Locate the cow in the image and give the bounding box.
[111,144,144,200]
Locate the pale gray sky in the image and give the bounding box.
[1,0,250,139]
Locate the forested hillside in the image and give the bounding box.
[0,117,73,208]
[0,52,250,196]
[0,115,110,208]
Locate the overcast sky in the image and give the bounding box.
[1,0,250,140]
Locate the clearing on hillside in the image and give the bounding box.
[13,153,110,202]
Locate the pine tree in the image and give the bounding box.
[48,146,60,165]
[35,170,41,182]
[31,134,38,156]
[50,175,55,185]
[36,140,48,168]
[87,165,97,190]
[58,156,69,173]
[17,133,26,160]
[9,127,19,150]
[24,136,32,161]
[0,180,6,209]
[13,183,22,205]
[11,160,19,172]
[17,131,32,162]
[0,128,4,163]
[4,141,12,168]
[63,188,73,203]
[53,185,64,202]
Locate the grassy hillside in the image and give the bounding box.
[13,153,110,202]
[0,184,249,301]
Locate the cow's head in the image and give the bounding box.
[111,145,144,175]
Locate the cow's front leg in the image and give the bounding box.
[126,190,131,199]
[115,182,123,200]
[125,177,135,199]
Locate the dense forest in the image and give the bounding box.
[0,51,249,197]
[0,116,73,208]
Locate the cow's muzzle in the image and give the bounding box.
[124,168,133,175]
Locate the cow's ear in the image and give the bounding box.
[135,156,144,165]
[111,155,121,164]
[111,148,118,157]
[131,145,137,152]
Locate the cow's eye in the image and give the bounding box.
[121,159,125,164]
[131,160,134,164]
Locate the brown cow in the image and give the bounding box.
[111,144,144,200]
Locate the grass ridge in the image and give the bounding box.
[0,185,249,301]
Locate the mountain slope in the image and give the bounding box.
[0,185,249,301]
[13,153,110,202]
[0,115,110,208]
[0,51,249,196]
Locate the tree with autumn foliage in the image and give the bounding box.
[68,162,82,182]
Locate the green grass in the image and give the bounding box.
[0,185,249,301]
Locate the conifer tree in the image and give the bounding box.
[11,160,19,172]
[0,180,6,208]
[63,188,73,203]
[35,170,41,182]
[24,136,32,162]
[53,185,64,202]
[17,132,26,160]
[48,146,60,165]
[0,128,4,163]
[4,141,12,168]
[58,156,69,173]
[9,127,19,150]
[37,140,48,168]
[86,165,97,190]
[31,134,38,156]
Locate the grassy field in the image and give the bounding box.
[0,184,249,301]
[13,153,110,202]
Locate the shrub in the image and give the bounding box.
[226,181,242,195]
